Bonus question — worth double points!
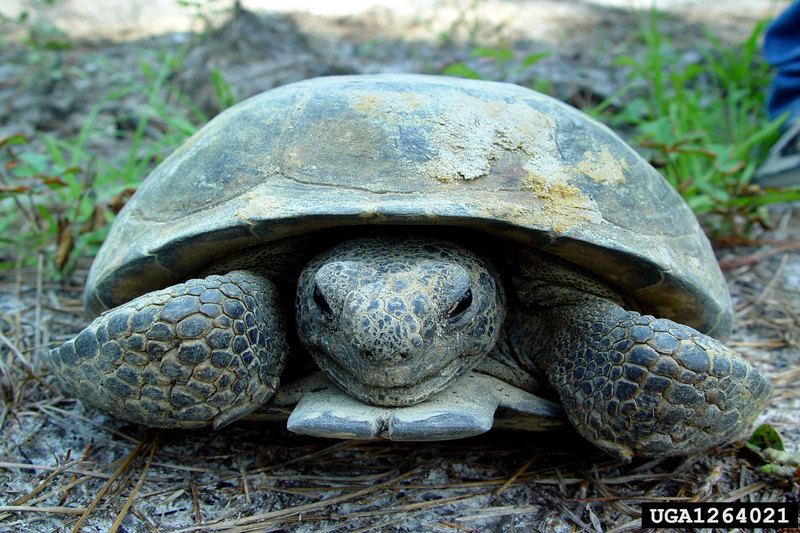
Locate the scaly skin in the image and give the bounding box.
[47,271,288,429]
[527,296,772,461]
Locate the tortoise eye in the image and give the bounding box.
[313,284,334,317]
[447,288,473,323]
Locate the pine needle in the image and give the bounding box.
[71,430,154,533]
[109,431,159,533]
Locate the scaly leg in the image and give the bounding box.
[518,297,771,461]
[48,271,288,429]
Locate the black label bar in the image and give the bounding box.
[641,502,798,528]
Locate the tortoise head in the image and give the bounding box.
[295,236,505,406]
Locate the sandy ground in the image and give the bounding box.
[0,0,798,531]
[0,0,790,41]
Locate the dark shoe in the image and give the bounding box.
[753,117,800,188]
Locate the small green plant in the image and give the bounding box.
[746,424,800,482]
[435,0,482,47]
[592,11,800,235]
[1,48,211,274]
[440,61,482,80]
[176,0,235,32]
[441,46,552,92]
[210,68,237,111]
[0,133,80,271]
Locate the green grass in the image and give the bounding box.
[589,11,800,236]
[0,47,209,274]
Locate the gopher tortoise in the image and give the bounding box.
[48,74,771,461]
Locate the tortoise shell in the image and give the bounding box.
[85,74,731,339]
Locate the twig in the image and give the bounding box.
[130,505,161,533]
[0,331,56,396]
[735,252,791,322]
[239,460,251,504]
[61,443,93,505]
[437,521,476,532]
[718,242,800,271]
[0,458,88,520]
[754,253,789,307]
[0,461,110,479]
[0,403,7,437]
[494,455,536,496]
[716,481,770,502]
[190,481,202,525]
[0,330,33,371]
[605,518,643,533]
[147,462,208,474]
[9,458,77,507]
[13,255,22,353]
[340,493,475,517]
[34,254,43,359]
[0,505,87,515]
[250,439,359,475]
[587,469,639,517]
[71,430,154,533]
[345,515,409,533]
[10,474,97,512]
[177,458,440,532]
[109,431,160,533]
[556,495,690,503]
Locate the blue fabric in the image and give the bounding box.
[765,1,800,120]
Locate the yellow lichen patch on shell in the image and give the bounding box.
[514,115,602,234]
[353,92,423,113]
[521,169,601,234]
[576,146,628,184]
[352,92,423,126]
[235,183,284,223]
[352,94,382,116]
[418,93,608,233]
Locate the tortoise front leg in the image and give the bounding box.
[47,271,288,429]
[515,297,772,462]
